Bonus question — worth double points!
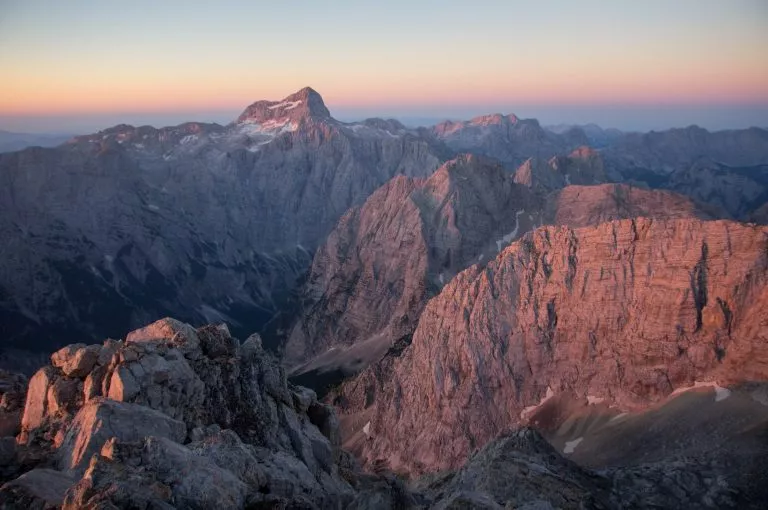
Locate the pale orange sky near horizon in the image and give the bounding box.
[1,0,767,119]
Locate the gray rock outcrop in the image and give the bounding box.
[431,114,588,167]
[4,317,361,508]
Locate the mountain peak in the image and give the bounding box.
[427,154,510,195]
[468,113,519,126]
[236,86,331,124]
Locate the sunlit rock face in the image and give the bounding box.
[337,218,768,476]
[288,152,720,383]
[286,154,539,376]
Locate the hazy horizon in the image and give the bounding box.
[2,100,768,135]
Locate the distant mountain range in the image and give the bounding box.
[0,130,72,153]
[2,87,767,361]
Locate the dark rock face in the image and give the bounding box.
[0,468,74,509]
[0,370,26,438]
[666,160,768,219]
[339,219,768,478]
[603,126,768,178]
[418,428,613,509]
[416,423,767,509]
[0,87,444,359]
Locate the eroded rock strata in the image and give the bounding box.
[289,153,722,380]
[337,219,768,479]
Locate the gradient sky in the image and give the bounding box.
[1,0,767,133]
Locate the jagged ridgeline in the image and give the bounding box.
[0,87,446,362]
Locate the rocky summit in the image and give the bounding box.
[1,318,369,508]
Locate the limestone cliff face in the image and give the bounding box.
[342,218,768,474]
[4,317,764,508]
[286,155,537,372]
[288,153,720,376]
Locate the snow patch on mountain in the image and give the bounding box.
[563,437,584,454]
[238,118,298,137]
[268,100,303,110]
[496,210,525,252]
[670,381,732,402]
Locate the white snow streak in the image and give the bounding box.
[267,100,302,110]
[670,381,731,402]
[563,437,583,454]
[496,210,525,252]
[609,412,629,422]
[751,387,768,406]
[239,118,298,136]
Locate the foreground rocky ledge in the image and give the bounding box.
[1,316,766,509]
[0,318,370,508]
